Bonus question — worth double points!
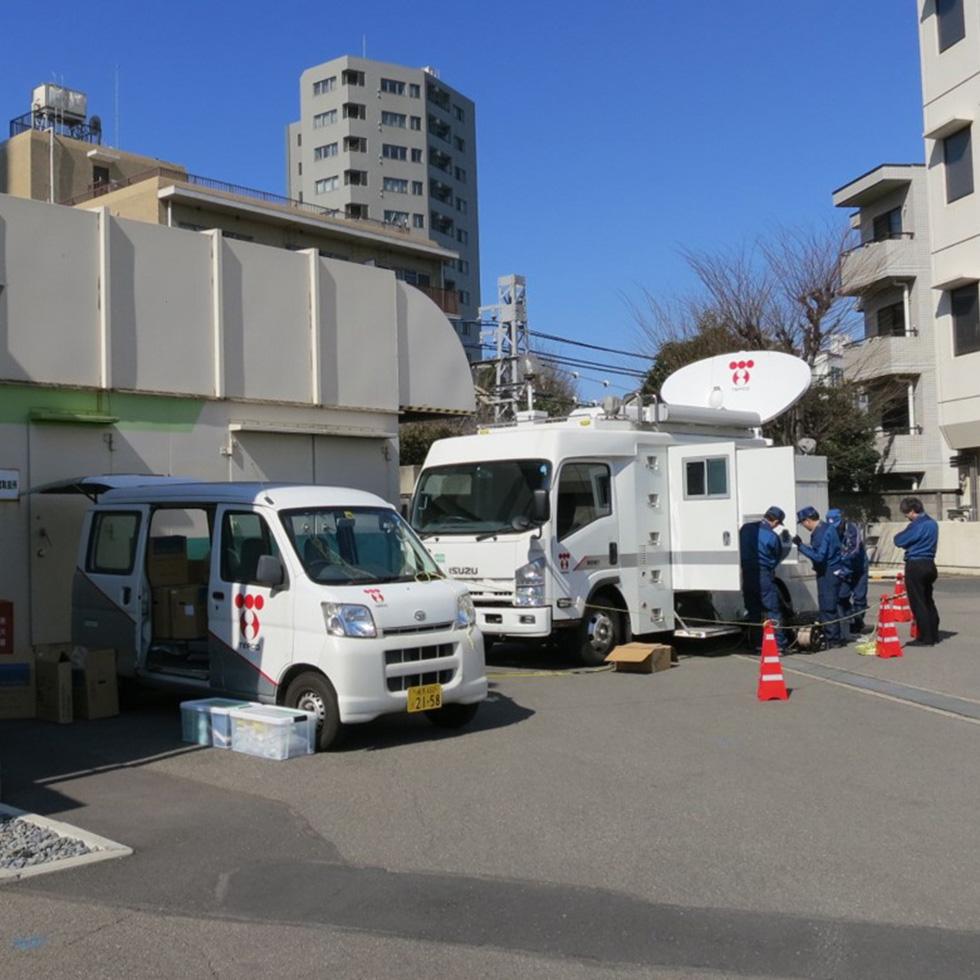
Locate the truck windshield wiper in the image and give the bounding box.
[475,525,517,541]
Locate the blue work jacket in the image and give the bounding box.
[894,513,938,560]
[798,521,842,576]
[739,520,784,570]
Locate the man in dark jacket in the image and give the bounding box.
[739,505,788,650]
[828,508,870,636]
[894,496,940,645]
[794,506,845,647]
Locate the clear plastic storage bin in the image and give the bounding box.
[228,705,317,760]
[181,698,255,747]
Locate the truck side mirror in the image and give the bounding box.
[255,555,285,588]
[530,489,550,525]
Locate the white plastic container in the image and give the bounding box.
[227,705,317,760]
[181,698,255,747]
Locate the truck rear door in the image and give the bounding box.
[667,442,739,591]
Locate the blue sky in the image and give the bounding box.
[0,1,925,399]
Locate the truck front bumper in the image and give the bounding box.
[475,604,552,638]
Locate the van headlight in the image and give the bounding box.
[322,602,377,638]
[456,592,476,629]
[515,557,546,607]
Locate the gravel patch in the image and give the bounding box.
[0,804,131,881]
[0,813,95,871]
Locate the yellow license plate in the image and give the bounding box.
[406,683,442,713]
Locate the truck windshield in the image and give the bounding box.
[411,459,551,535]
[279,507,441,584]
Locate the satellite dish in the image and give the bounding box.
[660,351,811,424]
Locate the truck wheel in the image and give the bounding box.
[425,702,479,729]
[284,672,344,751]
[568,598,621,667]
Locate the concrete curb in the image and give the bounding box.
[0,803,132,882]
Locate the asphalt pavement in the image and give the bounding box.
[2,576,979,980]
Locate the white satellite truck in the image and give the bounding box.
[68,480,487,749]
[409,351,827,664]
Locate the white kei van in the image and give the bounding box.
[72,482,487,749]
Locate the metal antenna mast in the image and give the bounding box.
[479,274,534,422]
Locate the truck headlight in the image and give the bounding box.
[456,592,476,629]
[322,602,377,638]
[515,557,546,607]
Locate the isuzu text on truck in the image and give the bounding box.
[409,352,827,664]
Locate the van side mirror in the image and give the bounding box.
[256,555,285,588]
[530,489,550,525]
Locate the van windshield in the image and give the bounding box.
[410,459,551,536]
[279,507,441,584]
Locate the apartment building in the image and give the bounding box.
[833,164,959,515]
[287,56,481,359]
[918,0,980,518]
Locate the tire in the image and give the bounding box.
[284,671,344,751]
[567,594,621,667]
[425,701,479,729]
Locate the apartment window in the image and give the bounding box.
[297,162,302,175]
[296,133,302,147]
[313,76,336,95]
[344,135,367,152]
[951,283,980,356]
[222,230,254,242]
[872,207,902,241]
[93,165,110,187]
[412,213,425,228]
[410,115,421,131]
[314,142,338,161]
[445,259,456,271]
[382,111,406,128]
[944,126,973,202]
[877,301,906,337]
[384,210,409,226]
[430,211,454,234]
[937,0,966,52]
[342,69,365,86]
[409,83,420,98]
[382,143,407,161]
[458,259,469,274]
[411,180,423,195]
[343,102,366,120]
[313,110,337,128]
[344,170,368,186]
[411,148,423,163]
[684,458,729,499]
[453,136,466,151]
[454,166,466,182]
[456,228,468,244]
[456,197,467,213]
[380,78,406,95]
[880,396,911,433]
[452,104,465,122]
[315,176,339,194]
[345,203,368,219]
[458,289,470,305]
[383,176,409,193]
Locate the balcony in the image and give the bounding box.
[412,283,459,316]
[840,233,919,296]
[843,333,922,383]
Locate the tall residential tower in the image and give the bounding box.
[287,56,480,358]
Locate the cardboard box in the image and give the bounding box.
[605,642,674,674]
[147,535,189,587]
[36,649,73,723]
[152,587,175,639]
[71,647,119,720]
[187,558,210,585]
[154,586,207,640]
[0,661,35,719]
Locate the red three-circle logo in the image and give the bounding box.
[729,359,754,386]
[235,593,264,640]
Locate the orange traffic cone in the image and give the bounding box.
[893,573,913,623]
[876,597,903,659]
[910,617,919,640]
[757,621,789,701]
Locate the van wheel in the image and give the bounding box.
[425,702,479,729]
[567,596,621,666]
[284,672,344,751]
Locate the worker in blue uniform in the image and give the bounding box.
[739,505,788,650]
[793,506,845,648]
[893,496,940,645]
[828,507,870,636]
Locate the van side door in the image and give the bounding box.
[72,506,150,677]
[209,506,293,699]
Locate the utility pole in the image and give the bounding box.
[479,274,536,422]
